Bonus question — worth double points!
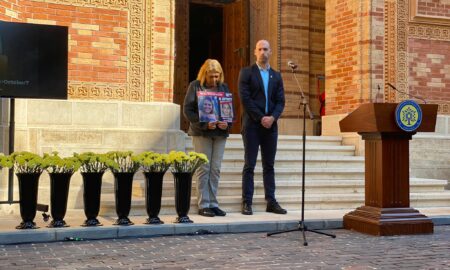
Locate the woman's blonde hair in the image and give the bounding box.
[196,59,224,86]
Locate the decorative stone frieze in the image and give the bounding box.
[30,0,128,10]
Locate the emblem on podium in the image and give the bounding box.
[395,100,423,132]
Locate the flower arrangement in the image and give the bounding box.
[10,151,45,174]
[0,153,13,169]
[135,151,171,173]
[106,151,140,173]
[168,151,208,173]
[43,152,81,174]
[74,152,115,173]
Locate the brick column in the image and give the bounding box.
[323,0,384,139]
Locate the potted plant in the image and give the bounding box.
[43,152,81,228]
[168,151,208,223]
[10,151,45,229]
[106,151,140,226]
[74,152,114,227]
[135,151,171,225]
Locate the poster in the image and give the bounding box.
[197,91,234,123]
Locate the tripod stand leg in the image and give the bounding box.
[306,228,336,238]
[267,223,309,246]
[299,222,308,246]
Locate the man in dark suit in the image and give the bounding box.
[238,40,287,215]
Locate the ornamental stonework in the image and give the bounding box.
[144,0,153,102]
[384,0,397,102]
[396,0,409,102]
[32,0,146,101]
[31,0,128,10]
[68,82,129,100]
[127,0,146,102]
[397,0,450,114]
[409,24,450,40]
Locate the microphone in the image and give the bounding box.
[375,85,382,103]
[387,83,427,104]
[287,61,298,70]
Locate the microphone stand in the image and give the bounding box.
[267,65,336,246]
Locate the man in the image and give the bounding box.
[238,40,286,215]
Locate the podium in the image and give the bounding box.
[339,103,438,236]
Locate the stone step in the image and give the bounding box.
[129,178,448,197]
[97,134,450,217]
[217,178,448,195]
[220,155,365,168]
[186,134,344,146]
[219,167,365,180]
[99,191,450,216]
[101,168,368,195]
[187,144,357,156]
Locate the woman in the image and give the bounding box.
[183,59,230,217]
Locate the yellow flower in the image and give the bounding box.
[168,150,209,173]
[135,151,171,173]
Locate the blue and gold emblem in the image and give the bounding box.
[395,100,422,132]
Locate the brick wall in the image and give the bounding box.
[23,1,127,85]
[150,2,175,102]
[417,0,450,18]
[0,0,19,21]
[280,0,310,118]
[325,0,380,115]
[279,0,325,118]
[308,0,326,116]
[409,38,450,104]
[371,0,384,100]
[1,0,176,103]
[325,0,361,115]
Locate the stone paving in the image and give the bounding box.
[0,226,449,269]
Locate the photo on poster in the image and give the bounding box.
[197,90,221,123]
[219,92,234,123]
[197,91,234,123]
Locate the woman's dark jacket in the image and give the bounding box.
[183,80,231,137]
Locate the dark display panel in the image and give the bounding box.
[0,21,68,99]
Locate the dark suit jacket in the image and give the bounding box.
[238,63,285,131]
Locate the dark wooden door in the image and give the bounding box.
[222,0,249,134]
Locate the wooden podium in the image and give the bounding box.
[339,103,438,236]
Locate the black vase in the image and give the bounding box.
[48,172,73,228]
[16,172,41,229]
[113,172,135,225]
[172,172,193,223]
[81,172,104,227]
[143,172,165,225]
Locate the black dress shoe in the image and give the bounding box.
[241,203,253,215]
[210,207,226,216]
[198,208,215,217]
[266,202,287,214]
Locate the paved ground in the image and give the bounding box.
[0,226,449,269]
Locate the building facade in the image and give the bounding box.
[0,0,449,211]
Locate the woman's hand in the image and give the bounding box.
[207,121,217,130]
[217,121,228,130]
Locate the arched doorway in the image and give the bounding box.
[174,0,249,134]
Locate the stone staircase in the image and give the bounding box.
[99,134,450,216]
